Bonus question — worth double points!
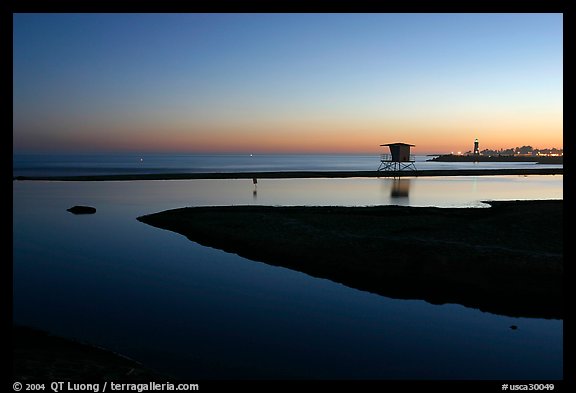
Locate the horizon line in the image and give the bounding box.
[12,146,564,156]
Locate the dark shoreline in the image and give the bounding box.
[138,200,562,320]
[13,326,165,380]
[13,167,563,181]
[428,154,563,164]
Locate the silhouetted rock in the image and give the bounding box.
[67,205,96,215]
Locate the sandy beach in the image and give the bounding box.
[138,200,562,319]
[13,167,563,181]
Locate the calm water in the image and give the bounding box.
[12,152,563,177]
[13,175,563,379]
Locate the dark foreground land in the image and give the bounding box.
[13,167,562,181]
[138,200,562,319]
[13,326,163,380]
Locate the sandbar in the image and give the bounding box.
[138,200,562,319]
[13,167,562,181]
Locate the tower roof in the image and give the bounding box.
[380,142,415,147]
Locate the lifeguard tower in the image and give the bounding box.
[378,143,416,171]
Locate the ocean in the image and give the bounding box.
[12,152,563,177]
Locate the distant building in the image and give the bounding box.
[480,146,562,157]
[536,148,563,157]
[474,138,480,155]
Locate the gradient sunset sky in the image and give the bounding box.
[13,13,562,155]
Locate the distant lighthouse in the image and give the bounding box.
[474,138,480,156]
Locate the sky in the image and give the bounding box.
[13,13,563,155]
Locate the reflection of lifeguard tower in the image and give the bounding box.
[391,178,411,197]
[378,143,416,171]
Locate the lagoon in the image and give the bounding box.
[12,175,563,379]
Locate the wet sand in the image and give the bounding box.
[138,200,562,319]
[13,167,562,181]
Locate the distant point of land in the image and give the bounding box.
[428,154,563,164]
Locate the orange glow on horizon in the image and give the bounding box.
[13,116,563,155]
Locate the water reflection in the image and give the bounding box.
[379,178,411,205]
[390,178,411,198]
